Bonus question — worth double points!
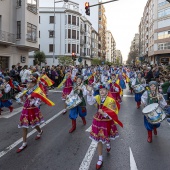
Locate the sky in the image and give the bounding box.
[103,0,148,61]
[39,0,148,61]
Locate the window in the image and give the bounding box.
[85,24,87,32]
[72,16,76,25]
[39,44,40,50]
[77,45,79,53]
[72,30,76,39]
[0,16,1,30]
[17,21,21,39]
[27,0,37,14]
[49,44,54,52]
[50,16,54,23]
[68,29,71,38]
[17,0,21,7]
[68,15,71,24]
[39,31,40,38]
[77,31,79,40]
[49,30,55,38]
[68,44,71,53]
[72,44,76,53]
[158,8,170,18]
[84,36,86,43]
[77,17,79,26]
[39,16,40,24]
[27,22,37,42]
[65,15,67,25]
[158,1,169,7]
[158,30,170,39]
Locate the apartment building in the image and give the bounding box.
[98,3,107,60]
[105,30,116,63]
[115,50,123,64]
[0,0,39,70]
[139,0,170,65]
[130,34,139,52]
[91,28,99,59]
[32,1,92,66]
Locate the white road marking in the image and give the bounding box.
[79,141,97,170]
[85,125,92,132]
[78,126,97,170]
[123,95,134,97]
[49,90,62,93]
[0,109,65,158]
[130,147,138,170]
[0,107,23,119]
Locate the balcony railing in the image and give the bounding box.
[27,3,38,14]
[0,30,15,44]
[80,27,85,33]
[80,39,84,45]
[26,34,37,43]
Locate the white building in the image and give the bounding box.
[30,1,92,66]
[0,0,39,70]
[105,30,116,63]
[115,50,123,64]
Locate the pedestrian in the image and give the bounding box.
[17,77,44,153]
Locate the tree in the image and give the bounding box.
[34,51,46,65]
[91,58,102,65]
[58,56,73,66]
[116,58,120,65]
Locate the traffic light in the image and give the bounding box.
[72,52,76,61]
[85,2,90,16]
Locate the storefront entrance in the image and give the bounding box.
[0,56,9,71]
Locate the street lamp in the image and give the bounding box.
[53,0,69,63]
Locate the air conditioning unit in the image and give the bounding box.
[21,56,26,63]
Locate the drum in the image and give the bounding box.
[65,94,82,110]
[142,103,166,124]
[133,84,145,93]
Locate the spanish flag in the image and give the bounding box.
[123,73,130,83]
[31,87,55,106]
[95,92,123,128]
[40,74,54,87]
[57,75,67,89]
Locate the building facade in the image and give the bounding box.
[105,30,116,63]
[91,28,99,59]
[98,3,107,60]
[0,0,39,70]
[115,50,123,64]
[139,0,170,65]
[31,1,93,66]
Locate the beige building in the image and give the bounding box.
[116,50,123,64]
[91,28,99,59]
[0,0,39,70]
[130,34,139,52]
[139,0,170,64]
[98,3,107,60]
[105,30,116,63]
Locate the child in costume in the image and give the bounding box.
[67,75,87,133]
[0,76,13,115]
[132,72,146,109]
[141,81,167,143]
[86,84,123,170]
[17,77,44,153]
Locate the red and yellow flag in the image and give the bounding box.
[95,92,123,127]
[123,73,130,83]
[31,87,55,106]
[40,74,54,87]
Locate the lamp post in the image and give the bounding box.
[53,0,69,63]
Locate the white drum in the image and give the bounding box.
[142,103,166,124]
[65,94,82,110]
[133,84,145,93]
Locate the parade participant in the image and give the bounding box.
[117,68,126,93]
[86,84,123,170]
[93,70,101,96]
[141,81,167,143]
[0,76,13,115]
[109,74,122,103]
[67,75,87,133]
[128,68,136,94]
[132,72,146,109]
[17,77,44,153]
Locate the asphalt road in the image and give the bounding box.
[0,88,170,170]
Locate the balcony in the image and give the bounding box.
[80,52,86,56]
[80,27,85,33]
[27,3,38,14]
[26,34,37,43]
[0,30,15,45]
[80,39,84,46]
